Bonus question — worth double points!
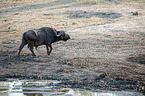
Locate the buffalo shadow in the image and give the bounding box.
[0,50,52,68]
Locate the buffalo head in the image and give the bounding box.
[56,31,70,41]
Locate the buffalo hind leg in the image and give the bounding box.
[46,44,53,55]
[18,38,27,56]
[29,47,36,56]
[28,41,36,56]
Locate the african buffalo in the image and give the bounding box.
[18,27,70,56]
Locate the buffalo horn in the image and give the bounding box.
[56,31,64,37]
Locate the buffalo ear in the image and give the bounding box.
[61,35,64,39]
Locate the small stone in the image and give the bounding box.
[8,27,11,29]
[99,73,106,78]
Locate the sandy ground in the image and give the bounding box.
[0,0,145,94]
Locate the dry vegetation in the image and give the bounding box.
[0,0,145,94]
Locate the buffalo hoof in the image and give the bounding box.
[18,54,21,57]
[47,53,51,55]
[32,54,36,56]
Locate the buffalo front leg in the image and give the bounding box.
[46,44,53,55]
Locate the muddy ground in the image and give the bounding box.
[0,0,145,94]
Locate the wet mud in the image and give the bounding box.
[0,51,145,94]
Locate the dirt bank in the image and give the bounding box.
[0,0,145,94]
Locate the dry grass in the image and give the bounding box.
[1,0,144,5]
[77,0,145,4]
[76,0,102,4]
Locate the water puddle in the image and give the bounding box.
[0,79,143,96]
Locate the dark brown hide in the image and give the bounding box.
[18,27,70,56]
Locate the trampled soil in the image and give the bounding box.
[0,0,145,94]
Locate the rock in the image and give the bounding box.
[99,73,110,78]
[84,11,88,13]
[56,68,64,73]
[131,12,138,15]
[115,76,124,81]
